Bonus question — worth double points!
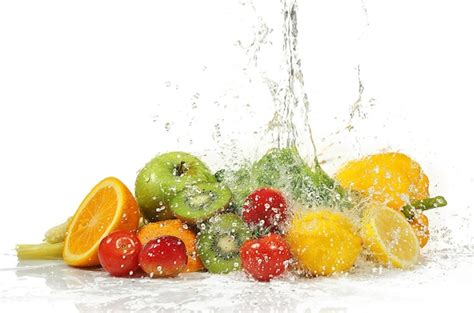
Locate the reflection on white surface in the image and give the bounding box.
[1,246,473,312]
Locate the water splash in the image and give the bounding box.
[258,0,374,166]
[266,0,317,164]
[152,0,376,169]
[347,65,376,132]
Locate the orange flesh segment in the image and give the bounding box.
[63,177,140,267]
[67,186,118,255]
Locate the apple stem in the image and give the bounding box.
[175,162,189,177]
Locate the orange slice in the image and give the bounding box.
[63,177,140,267]
[137,219,204,272]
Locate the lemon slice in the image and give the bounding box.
[361,204,420,268]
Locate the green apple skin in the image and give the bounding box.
[135,152,216,222]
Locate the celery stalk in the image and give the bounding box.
[16,242,64,260]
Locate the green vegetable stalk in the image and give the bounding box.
[401,196,448,220]
[16,217,71,261]
[16,242,64,260]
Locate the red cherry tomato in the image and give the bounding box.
[242,188,287,232]
[240,233,292,282]
[139,235,187,278]
[98,230,142,277]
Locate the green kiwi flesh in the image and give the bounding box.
[170,183,232,223]
[196,213,251,274]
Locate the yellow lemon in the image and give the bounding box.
[286,210,362,276]
[361,204,420,268]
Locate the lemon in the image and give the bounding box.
[286,210,362,276]
[361,204,420,268]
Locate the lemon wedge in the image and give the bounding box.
[361,204,420,268]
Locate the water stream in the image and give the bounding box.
[154,0,374,169]
[255,0,373,167]
[266,0,317,161]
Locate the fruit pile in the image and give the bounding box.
[16,148,447,282]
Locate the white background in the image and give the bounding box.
[1,0,473,312]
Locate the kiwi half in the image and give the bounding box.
[170,183,231,223]
[196,213,251,274]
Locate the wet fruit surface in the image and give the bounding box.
[139,236,188,278]
[63,177,140,267]
[137,219,203,272]
[410,213,430,248]
[361,204,420,268]
[336,152,430,209]
[170,183,231,223]
[251,147,343,207]
[286,210,362,276]
[135,152,216,223]
[240,234,292,282]
[242,188,287,232]
[98,231,141,277]
[196,213,251,273]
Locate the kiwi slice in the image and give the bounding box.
[196,213,251,274]
[170,183,232,223]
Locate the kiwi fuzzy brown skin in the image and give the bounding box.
[170,183,232,224]
[196,213,252,274]
[135,152,216,223]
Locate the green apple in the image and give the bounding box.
[135,152,216,222]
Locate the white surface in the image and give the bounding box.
[1,248,473,312]
[1,0,474,312]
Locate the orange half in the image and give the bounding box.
[63,177,140,267]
